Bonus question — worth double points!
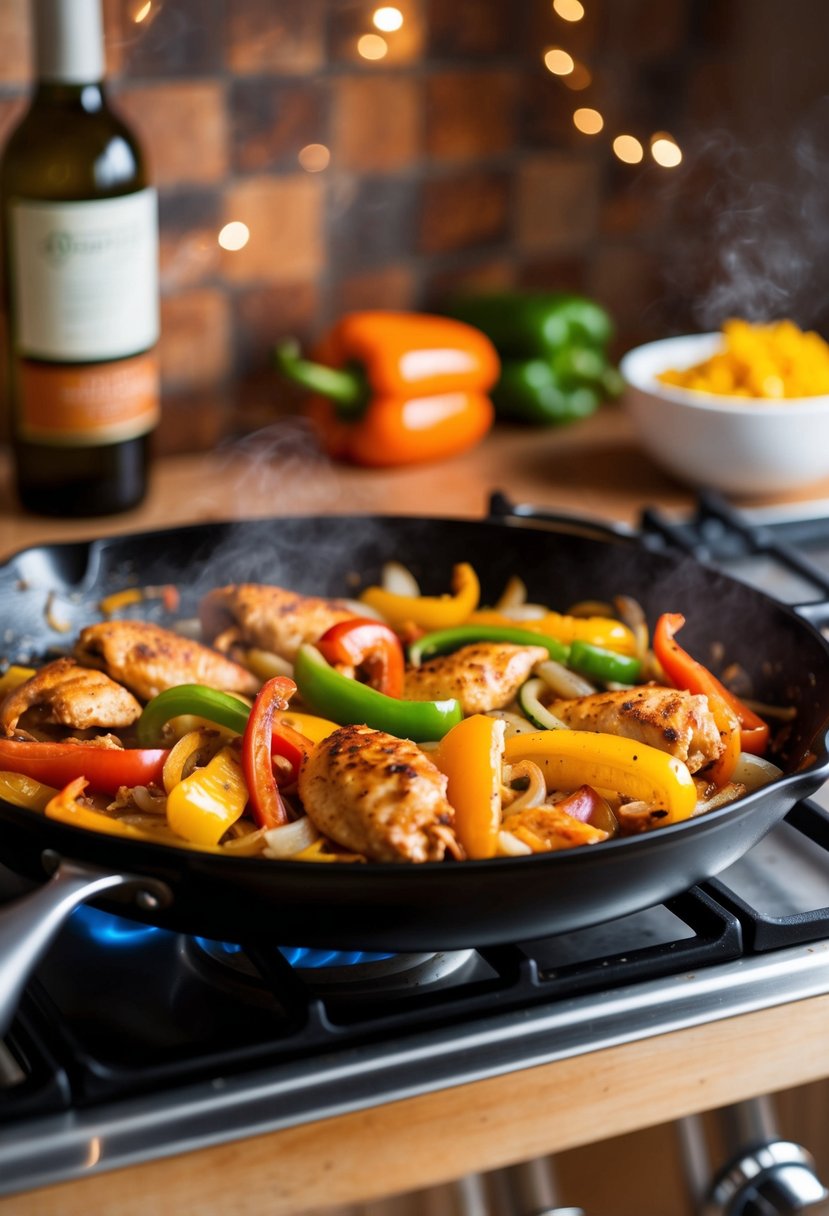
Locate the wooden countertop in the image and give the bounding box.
[3,405,829,1214]
[3,405,829,557]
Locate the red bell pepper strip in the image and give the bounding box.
[0,739,169,796]
[653,613,770,755]
[240,676,300,829]
[316,617,405,698]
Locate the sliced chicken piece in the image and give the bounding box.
[404,643,549,716]
[74,620,260,702]
[547,686,724,774]
[0,657,142,735]
[199,584,358,663]
[506,805,609,851]
[298,723,462,863]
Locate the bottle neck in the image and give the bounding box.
[33,0,105,85]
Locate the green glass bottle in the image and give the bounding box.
[0,0,160,517]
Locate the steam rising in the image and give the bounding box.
[658,99,829,333]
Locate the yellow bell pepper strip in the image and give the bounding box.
[294,644,463,742]
[0,770,58,811]
[0,665,36,698]
[433,714,505,859]
[45,777,161,841]
[408,624,570,666]
[0,739,168,796]
[275,312,499,468]
[275,711,339,744]
[653,613,769,760]
[241,676,298,829]
[166,745,249,847]
[504,730,697,826]
[360,562,480,631]
[467,609,637,656]
[317,618,405,698]
[162,729,225,795]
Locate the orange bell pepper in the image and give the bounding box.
[274,311,499,467]
[434,714,505,859]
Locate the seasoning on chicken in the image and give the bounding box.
[404,643,549,716]
[74,620,260,702]
[0,657,142,735]
[199,583,358,663]
[298,723,463,863]
[546,686,724,774]
[505,805,609,851]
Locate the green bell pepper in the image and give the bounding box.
[408,624,570,666]
[294,644,462,742]
[445,291,621,426]
[567,640,642,685]
[136,684,251,747]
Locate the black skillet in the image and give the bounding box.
[0,508,828,1034]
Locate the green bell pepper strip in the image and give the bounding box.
[294,644,462,742]
[135,685,251,747]
[408,625,570,667]
[445,292,614,358]
[567,640,642,685]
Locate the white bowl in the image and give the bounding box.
[620,333,829,495]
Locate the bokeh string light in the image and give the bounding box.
[545,1,683,169]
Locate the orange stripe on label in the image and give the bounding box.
[18,352,160,445]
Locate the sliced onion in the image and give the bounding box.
[263,815,320,858]
[731,751,784,792]
[131,785,167,815]
[496,829,533,856]
[536,659,596,699]
[494,575,528,610]
[342,598,384,621]
[495,604,547,621]
[243,647,294,680]
[381,561,420,596]
[694,782,746,816]
[614,595,649,660]
[485,710,539,738]
[502,760,547,814]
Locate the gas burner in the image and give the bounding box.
[184,937,478,998]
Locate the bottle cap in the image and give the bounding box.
[34,0,105,84]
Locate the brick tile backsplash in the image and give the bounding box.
[425,70,520,161]
[0,0,812,455]
[516,154,601,254]
[115,82,229,187]
[221,175,324,284]
[331,76,422,172]
[232,79,328,175]
[418,169,511,255]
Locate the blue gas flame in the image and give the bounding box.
[73,908,393,967]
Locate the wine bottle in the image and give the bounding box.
[0,0,160,517]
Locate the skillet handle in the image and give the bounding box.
[0,856,172,1039]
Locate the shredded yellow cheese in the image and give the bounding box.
[658,319,829,399]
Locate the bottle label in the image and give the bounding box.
[10,188,159,361]
[17,352,160,444]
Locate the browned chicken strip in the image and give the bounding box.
[0,658,142,735]
[199,584,358,662]
[547,686,724,774]
[404,643,549,716]
[298,723,462,863]
[74,621,260,702]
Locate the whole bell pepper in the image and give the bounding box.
[274,311,499,467]
[444,292,622,425]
